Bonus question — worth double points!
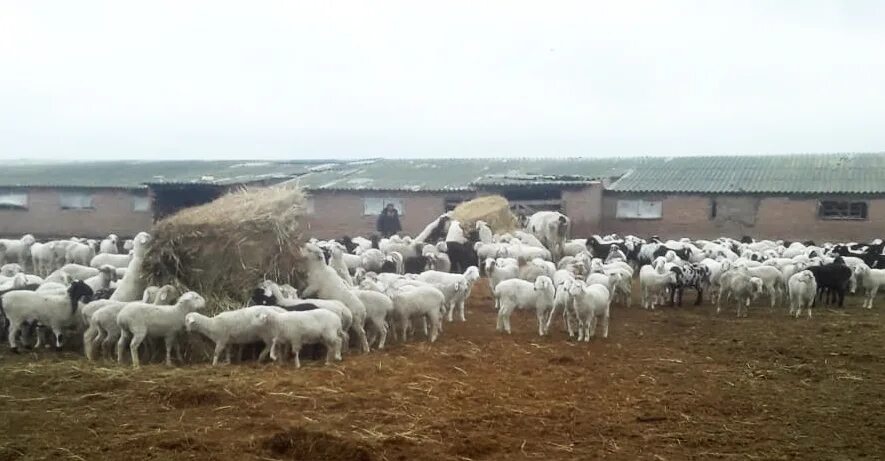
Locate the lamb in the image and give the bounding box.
[744,265,785,308]
[301,243,370,352]
[788,270,818,318]
[853,264,885,309]
[110,232,151,302]
[259,281,354,342]
[383,283,446,343]
[493,276,555,336]
[327,244,354,286]
[2,280,94,352]
[251,308,345,367]
[350,289,394,349]
[30,242,56,277]
[360,248,386,273]
[90,252,132,269]
[82,300,127,360]
[65,242,95,266]
[485,257,520,292]
[99,234,119,254]
[639,265,677,310]
[185,305,290,365]
[84,265,117,292]
[416,266,480,322]
[0,234,36,270]
[116,291,206,367]
[546,272,577,336]
[0,263,23,277]
[424,246,451,273]
[59,263,100,280]
[569,280,611,341]
[716,270,764,317]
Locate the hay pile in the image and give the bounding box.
[143,185,306,314]
[451,195,517,234]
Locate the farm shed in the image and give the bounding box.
[603,153,885,241]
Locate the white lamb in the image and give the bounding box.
[493,276,555,336]
[639,265,677,310]
[301,243,370,353]
[259,281,354,343]
[251,308,344,367]
[110,232,150,302]
[384,284,446,343]
[90,252,133,269]
[327,244,354,286]
[84,265,117,292]
[185,305,287,365]
[788,270,818,318]
[2,280,94,352]
[416,266,480,322]
[569,280,611,341]
[853,264,885,309]
[99,234,119,254]
[115,291,206,367]
[351,289,394,349]
[66,242,95,266]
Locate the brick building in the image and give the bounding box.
[2,154,884,242]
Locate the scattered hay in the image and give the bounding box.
[451,195,517,234]
[143,185,306,314]
[263,427,375,461]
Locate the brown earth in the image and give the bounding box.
[1,281,884,460]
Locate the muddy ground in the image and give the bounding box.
[1,281,884,460]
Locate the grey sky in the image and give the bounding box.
[2,1,884,161]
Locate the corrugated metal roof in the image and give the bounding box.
[0,160,328,188]
[606,153,885,193]
[3,154,885,193]
[292,158,634,191]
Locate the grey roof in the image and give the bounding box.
[606,153,885,194]
[2,153,885,194]
[0,160,325,188]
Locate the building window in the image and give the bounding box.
[819,200,868,220]
[59,192,95,210]
[132,195,151,212]
[363,197,404,216]
[710,198,717,219]
[616,199,662,219]
[0,191,28,210]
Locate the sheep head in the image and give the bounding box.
[177,292,206,312]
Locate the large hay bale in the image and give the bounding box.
[451,195,517,234]
[143,185,306,314]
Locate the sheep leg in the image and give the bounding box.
[446,302,455,322]
[458,299,467,322]
[164,336,176,366]
[868,286,878,309]
[536,309,546,337]
[129,332,146,368]
[292,347,301,368]
[212,341,226,366]
[269,338,280,362]
[117,330,130,363]
[427,314,440,343]
[258,341,273,362]
[83,324,99,360]
[102,331,120,360]
[376,321,388,350]
[7,323,21,353]
[601,313,610,339]
[588,315,598,340]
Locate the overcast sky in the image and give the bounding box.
[2,1,884,161]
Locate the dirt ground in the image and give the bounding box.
[2,281,884,461]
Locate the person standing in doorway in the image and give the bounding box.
[377,203,402,238]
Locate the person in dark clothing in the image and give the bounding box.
[376,203,402,238]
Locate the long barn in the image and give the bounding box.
[2,153,884,241]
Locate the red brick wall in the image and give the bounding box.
[602,193,885,241]
[562,183,604,236]
[0,188,153,239]
[303,191,474,239]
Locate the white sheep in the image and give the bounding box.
[259,281,354,343]
[639,265,677,310]
[90,252,132,269]
[82,301,126,360]
[115,291,206,367]
[251,308,344,367]
[569,280,611,341]
[328,244,354,286]
[546,272,576,337]
[717,271,764,317]
[66,242,95,266]
[788,270,818,318]
[853,264,885,309]
[85,264,117,292]
[384,284,446,343]
[58,263,100,280]
[494,275,555,336]
[110,232,150,302]
[351,289,394,350]
[424,246,451,273]
[476,220,494,244]
[485,257,519,292]
[2,280,94,352]
[0,234,36,269]
[185,305,287,365]
[301,243,370,353]
[416,266,480,322]
[745,265,785,308]
[99,234,119,254]
[30,242,56,277]
[360,248,386,273]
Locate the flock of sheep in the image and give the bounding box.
[0,209,883,368]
